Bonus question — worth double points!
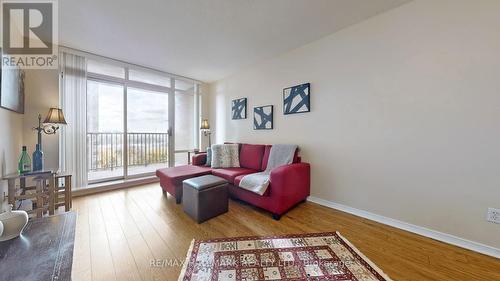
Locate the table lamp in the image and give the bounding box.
[31,108,67,171]
[200,119,211,147]
[35,107,67,147]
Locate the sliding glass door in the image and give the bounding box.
[85,58,199,184]
[127,87,169,176]
[87,80,125,182]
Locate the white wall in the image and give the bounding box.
[0,109,23,211]
[199,84,211,150]
[209,0,500,249]
[0,69,59,211]
[23,69,60,170]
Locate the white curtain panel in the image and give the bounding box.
[59,52,87,189]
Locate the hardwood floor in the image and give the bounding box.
[70,183,500,281]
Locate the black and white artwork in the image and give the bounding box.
[0,57,25,114]
[231,98,247,119]
[253,105,273,130]
[283,83,310,115]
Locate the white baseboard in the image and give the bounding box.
[307,196,500,259]
[73,176,159,197]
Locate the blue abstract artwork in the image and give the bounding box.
[253,105,273,130]
[232,98,247,119]
[283,83,310,115]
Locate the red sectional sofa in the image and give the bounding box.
[155,143,310,220]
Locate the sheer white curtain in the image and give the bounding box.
[59,52,87,188]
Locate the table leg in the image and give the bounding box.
[7,179,16,207]
[36,179,43,218]
[68,176,72,209]
[64,176,71,211]
[54,177,59,210]
[48,175,55,215]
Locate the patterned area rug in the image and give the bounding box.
[179,232,391,281]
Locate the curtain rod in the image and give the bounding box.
[59,45,204,85]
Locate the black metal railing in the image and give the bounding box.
[87,132,169,171]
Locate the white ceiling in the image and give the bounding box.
[60,0,410,82]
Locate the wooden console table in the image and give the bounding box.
[3,171,73,217]
[3,171,56,218]
[55,173,72,211]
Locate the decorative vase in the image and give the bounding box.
[32,144,44,171]
[0,204,29,241]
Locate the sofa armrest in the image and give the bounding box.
[192,153,207,166]
[269,163,310,197]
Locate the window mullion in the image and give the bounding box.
[169,78,175,167]
[123,67,129,179]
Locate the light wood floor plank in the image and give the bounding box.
[71,196,92,281]
[109,191,178,280]
[87,195,117,281]
[71,183,500,281]
[99,195,143,281]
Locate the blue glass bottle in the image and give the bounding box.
[32,144,44,172]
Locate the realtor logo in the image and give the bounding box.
[1,0,58,69]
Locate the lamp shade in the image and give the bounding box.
[200,119,210,130]
[43,108,67,124]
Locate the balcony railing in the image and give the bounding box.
[87,132,169,172]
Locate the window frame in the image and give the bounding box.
[84,55,200,184]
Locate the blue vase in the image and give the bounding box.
[32,144,44,171]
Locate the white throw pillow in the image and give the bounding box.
[211,144,240,168]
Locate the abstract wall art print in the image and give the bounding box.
[283,83,310,115]
[253,105,273,130]
[231,97,247,120]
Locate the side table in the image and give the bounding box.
[55,173,72,211]
[3,171,56,218]
[2,171,73,217]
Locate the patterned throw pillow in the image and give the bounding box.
[211,144,240,168]
[205,147,212,167]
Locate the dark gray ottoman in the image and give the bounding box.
[182,175,228,223]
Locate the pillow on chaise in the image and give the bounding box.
[211,144,240,168]
[205,147,212,167]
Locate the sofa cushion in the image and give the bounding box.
[211,167,258,184]
[156,165,212,185]
[239,144,265,171]
[211,144,240,168]
[224,142,242,152]
[234,174,244,186]
[234,174,271,197]
[261,145,272,171]
[205,147,212,166]
[192,153,207,166]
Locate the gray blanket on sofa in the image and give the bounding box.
[239,144,297,195]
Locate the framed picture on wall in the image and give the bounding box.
[253,105,273,130]
[283,83,310,115]
[0,48,25,114]
[231,97,247,119]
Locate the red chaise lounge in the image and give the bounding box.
[155,143,310,219]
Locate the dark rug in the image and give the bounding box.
[0,212,76,281]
